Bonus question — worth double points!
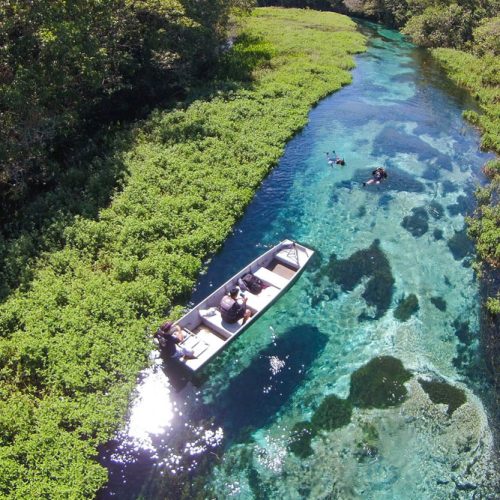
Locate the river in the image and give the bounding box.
[98,21,498,499]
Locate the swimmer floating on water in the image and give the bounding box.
[363,167,387,186]
[325,150,346,166]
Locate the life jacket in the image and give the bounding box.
[220,295,244,323]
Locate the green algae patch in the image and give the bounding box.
[311,394,353,432]
[401,206,429,237]
[394,293,419,321]
[430,296,447,311]
[288,421,315,458]
[319,239,395,320]
[288,393,352,458]
[349,356,412,408]
[418,379,466,416]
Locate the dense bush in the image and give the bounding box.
[402,4,473,48]
[0,8,365,497]
[0,0,253,200]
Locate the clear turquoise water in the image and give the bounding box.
[99,23,498,499]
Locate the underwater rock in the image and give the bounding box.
[433,229,444,240]
[453,319,472,345]
[373,126,452,171]
[349,356,412,409]
[354,423,379,462]
[394,293,419,321]
[401,206,429,237]
[357,205,367,218]
[288,421,315,458]
[322,240,394,320]
[311,395,353,433]
[418,379,466,416]
[441,180,458,195]
[447,195,472,216]
[428,201,444,219]
[447,228,474,260]
[430,296,447,311]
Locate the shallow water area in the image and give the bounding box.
[99,22,498,499]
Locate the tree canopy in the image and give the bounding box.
[0,0,253,200]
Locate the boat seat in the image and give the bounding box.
[200,310,243,338]
[245,284,281,312]
[253,267,289,289]
[275,248,301,270]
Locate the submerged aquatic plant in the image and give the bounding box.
[288,421,315,458]
[288,394,352,458]
[447,227,474,260]
[430,296,447,311]
[349,356,412,408]
[355,422,380,462]
[321,239,395,320]
[394,293,419,321]
[418,378,466,416]
[311,394,353,433]
[401,206,429,237]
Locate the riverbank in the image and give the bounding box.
[431,47,500,434]
[0,8,365,498]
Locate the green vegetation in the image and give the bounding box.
[0,8,365,498]
[348,356,413,408]
[394,293,419,321]
[418,378,467,416]
[316,240,395,320]
[311,394,353,431]
[288,395,352,458]
[288,356,412,459]
[0,0,253,202]
[354,422,379,461]
[431,48,500,313]
[265,0,500,319]
[288,421,315,458]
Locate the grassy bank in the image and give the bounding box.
[0,8,365,498]
[431,48,500,312]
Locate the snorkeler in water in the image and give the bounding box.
[326,150,345,166]
[363,167,387,186]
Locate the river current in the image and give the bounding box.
[99,22,498,499]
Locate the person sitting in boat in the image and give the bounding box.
[219,287,252,324]
[154,322,195,359]
[363,167,387,186]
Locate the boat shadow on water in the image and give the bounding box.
[204,323,329,443]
